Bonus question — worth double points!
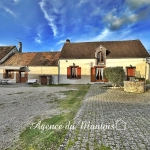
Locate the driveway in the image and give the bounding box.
[60,84,150,150]
[0,84,74,150]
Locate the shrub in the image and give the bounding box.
[104,67,125,87]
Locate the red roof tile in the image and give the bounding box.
[1,52,60,66]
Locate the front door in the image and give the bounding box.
[91,67,106,82]
[95,67,104,81]
[20,72,28,83]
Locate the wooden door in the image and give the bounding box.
[41,76,47,85]
[20,72,28,83]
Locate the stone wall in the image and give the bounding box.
[124,81,145,93]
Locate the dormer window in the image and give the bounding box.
[95,45,106,65]
[97,51,104,63]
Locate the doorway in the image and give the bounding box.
[91,67,106,82]
[20,72,28,83]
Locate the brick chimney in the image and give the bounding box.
[18,42,22,53]
[66,39,70,43]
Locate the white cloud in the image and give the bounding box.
[104,13,126,30]
[92,28,111,41]
[103,0,150,31]
[35,33,42,44]
[75,28,111,42]
[126,0,150,10]
[3,7,17,17]
[39,0,65,37]
[34,26,43,44]
[104,9,148,31]
[76,0,89,7]
[57,40,66,45]
[90,7,101,16]
[35,37,42,44]
[14,0,20,3]
[39,0,57,36]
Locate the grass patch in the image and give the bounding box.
[31,84,70,87]
[15,115,67,150]
[10,85,90,150]
[59,85,90,111]
[31,84,40,87]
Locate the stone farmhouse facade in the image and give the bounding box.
[0,40,149,84]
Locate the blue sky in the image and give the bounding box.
[0,0,150,52]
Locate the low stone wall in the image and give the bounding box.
[124,81,145,93]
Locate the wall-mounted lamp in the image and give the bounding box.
[73,63,75,66]
[130,64,132,67]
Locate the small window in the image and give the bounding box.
[5,70,14,79]
[67,66,81,79]
[97,51,104,63]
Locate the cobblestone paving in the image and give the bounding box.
[60,84,150,150]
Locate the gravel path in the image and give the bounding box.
[60,84,150,150]
[0,84,74,150]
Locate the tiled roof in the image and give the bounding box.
[1,52,60,66]
[0,46,16,60]
[60,40,149,59]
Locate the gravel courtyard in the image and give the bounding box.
[0,84,75,150]
[60,84,150,150]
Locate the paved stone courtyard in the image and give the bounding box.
[60,84,150,150]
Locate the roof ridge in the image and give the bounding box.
[0,45,16,47]
[68,39,140,44]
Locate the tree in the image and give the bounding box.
[104,67,125,87]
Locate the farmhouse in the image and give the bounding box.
[59,39,150,84]
[0,40,149,84]
[0,43,60,84]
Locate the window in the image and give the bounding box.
[97,51,104,63]
[126,67,136,80]
[3,70,14,79]
[67,66,81,79]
